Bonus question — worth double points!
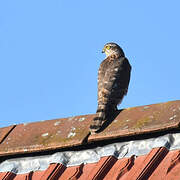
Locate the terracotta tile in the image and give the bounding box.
[1,149,180,179]
[78,162,98,180]
[0,101,180,156]
[0,125,16,144]
[126,147,169,180]
[31,170,45,179]
[39,163,66,180]
[59,164,84,180]
[89,100,180,142]
[120,155,146,180]
[0,172,8,179]
[0,171,16,179]
[1,100,180,180]
[146,150,169,180]
[86,156,117,180]
[104,156,135,180]
[0,100,180,157]
[139,149,180,180]
[0,115,92,156]
[165,150,180,180]
[13,172,33,180]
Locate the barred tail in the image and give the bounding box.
[90,105,115,133]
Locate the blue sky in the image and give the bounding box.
[0,1,180,127]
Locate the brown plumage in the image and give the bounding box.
[90,42,131,133]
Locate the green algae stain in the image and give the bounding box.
[33,133,67,146]
[134,116,152,129]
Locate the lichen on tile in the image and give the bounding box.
[42,133,49,137]
[79,117,86,122]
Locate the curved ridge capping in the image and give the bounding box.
[89,100,180,141]
[0,100,180,157]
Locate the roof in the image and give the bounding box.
[0,100,180,179]
[1,133,180,179]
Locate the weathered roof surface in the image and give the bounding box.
[1,100,180,179]
[1,133,179,173]
[0,100,180,157]
[1,132,180,179]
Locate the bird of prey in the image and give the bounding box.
[90,42,131,133]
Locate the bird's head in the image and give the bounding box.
[102,42,125,58]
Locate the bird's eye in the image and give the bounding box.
[106,46,110,50]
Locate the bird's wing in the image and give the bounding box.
[115,57,131,95]
[98,57,131,105]
[97,59,106,102]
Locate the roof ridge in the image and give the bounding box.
[0,100,180,157]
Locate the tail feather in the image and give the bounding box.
[90,105,116,133]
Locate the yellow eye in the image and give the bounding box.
[106,46,110,50]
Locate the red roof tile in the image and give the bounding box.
[1,100,180,179]
[125,147,169,180]
[104,155,135,179]
[39,163,66,180]
[87,156,117,180]
[0,125,16,144]
[1,148,180,179]
[59,164,83,180]
[0,100,180,156]
[89,100,180,142]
